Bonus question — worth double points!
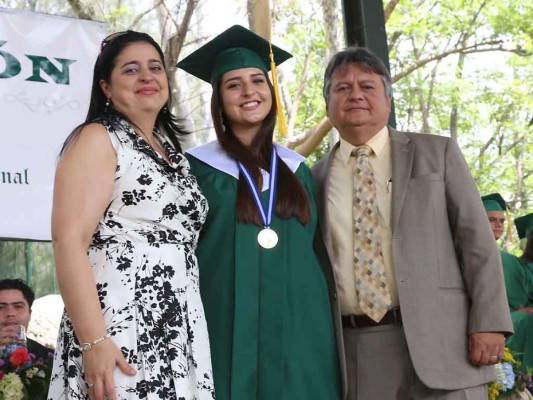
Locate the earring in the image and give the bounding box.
[105,97,111,112]
[163,105,169,114]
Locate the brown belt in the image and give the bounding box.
[342,307,402,329]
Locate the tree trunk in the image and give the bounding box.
[157,0,200,148]
[193,1,214,145]
[321,0,343,147]
[449,52,466,140]
[248,0,271,38]
[67,0,95,20]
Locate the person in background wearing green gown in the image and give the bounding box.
[176,25,342,400]
[511,213,533,373]
[481,193,524,289]
[482,194,532,373]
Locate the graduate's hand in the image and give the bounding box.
[517,305,533,314]
[468,332,505,366]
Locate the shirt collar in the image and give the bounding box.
[186,140,304,191]
[338,126,389,165]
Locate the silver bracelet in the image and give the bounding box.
[81,333,110,352]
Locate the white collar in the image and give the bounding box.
[186,140,305,191]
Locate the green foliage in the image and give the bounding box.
[386,0,533,221]
[0,242,57,298]
[277,2,328,135]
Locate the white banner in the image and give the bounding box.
[0,8,105,240]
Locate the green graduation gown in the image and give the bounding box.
[526,261,533,305]
[500,250,533,372]
[186,141,341,400]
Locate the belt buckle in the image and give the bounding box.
[390,307,401,324]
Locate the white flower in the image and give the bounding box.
[0,372,25,400]
[25,366,39,380]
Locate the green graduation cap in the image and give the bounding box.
[176,25,292,85]
[515,213,533,239]
[481,193,507,212]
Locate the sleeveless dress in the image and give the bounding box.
[48,115,215,400]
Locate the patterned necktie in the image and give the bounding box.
[352,145,392,322]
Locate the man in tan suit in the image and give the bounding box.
[312,47,513,399]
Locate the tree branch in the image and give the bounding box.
[392,41,529,83]
[130,0,164,29]
[292,117,333,156]
[66,0,94,20]
[165,0,199,68]
[161,0,181,31]
[384,0,400,23]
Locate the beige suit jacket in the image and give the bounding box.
[312,127,513,391]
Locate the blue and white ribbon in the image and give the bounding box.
[237,148,278,229]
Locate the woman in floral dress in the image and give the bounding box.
[48,31,214,400]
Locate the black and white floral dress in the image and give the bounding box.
[48,115,215,400]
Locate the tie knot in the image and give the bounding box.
[353,145,372,158]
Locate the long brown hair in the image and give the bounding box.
[211,72,310,225]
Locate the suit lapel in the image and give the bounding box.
[390,128,414,233]
[316,142,340,257]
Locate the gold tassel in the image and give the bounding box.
[269,42,288,136]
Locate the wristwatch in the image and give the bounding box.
[81,333,110,352]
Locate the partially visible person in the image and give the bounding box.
[517,213,533,275]
[482,193,509,242]
[507,213,533,372]
[177,25,342,400]
[0,278,54,364]
[481,193,525,303]
[313,46,512,399]
[49,30,214,400]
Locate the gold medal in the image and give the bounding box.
[238,149,279,250]
[257,228,278,249]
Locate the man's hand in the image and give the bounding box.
[468,332,505,366]
[0,325,17,347]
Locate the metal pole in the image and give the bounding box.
[341,0,396,128]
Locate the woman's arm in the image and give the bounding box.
[52,123,135,400]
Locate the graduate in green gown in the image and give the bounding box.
[482,194,533,372]
[511,213,533,372]
[177,25,341,400]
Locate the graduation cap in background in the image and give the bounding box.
[176,25,292,135]
[514,213,533,240]
[481,193,507,212]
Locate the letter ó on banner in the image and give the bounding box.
[0,40,22,79]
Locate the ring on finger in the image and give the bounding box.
[84,380,94,389]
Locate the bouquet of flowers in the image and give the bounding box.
[488,348,533,400]
[0,343,51,400]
